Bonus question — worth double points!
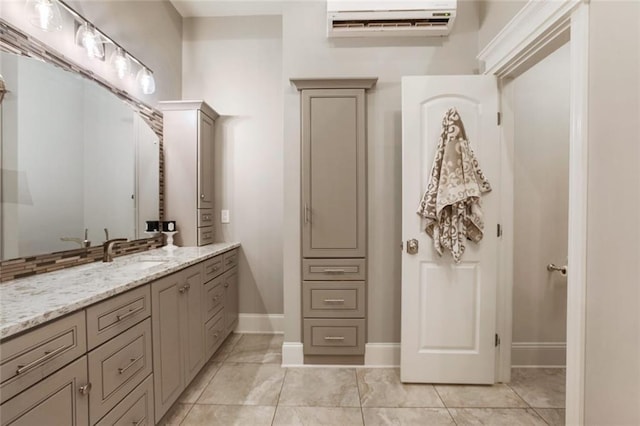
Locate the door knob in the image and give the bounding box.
[406,239,419,254]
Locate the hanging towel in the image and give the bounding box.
[416,108,492,263]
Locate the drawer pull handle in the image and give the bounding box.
[179,286,186,293]
[324,336,345,341]
[132,417,146,426]
[79,382,92,395]
[323,268,346,274]
[212,266,220,272]
[225,259,234,265]
[323,299,345,304]
[118,354,144,375]
[116,305,145,321]
[224,283,229,288]
[16,345,67,375]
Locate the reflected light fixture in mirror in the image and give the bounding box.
[25,0,63,32]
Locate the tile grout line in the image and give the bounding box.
[354,368,366,425]
[270,366,289,426]
[433,385,459,426]
[505,383,553,426]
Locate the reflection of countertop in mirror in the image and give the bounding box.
[0,242,240,340]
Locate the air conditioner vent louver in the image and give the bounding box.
[327,0,457,37]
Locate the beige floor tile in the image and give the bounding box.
[435,384,528,408]
[157,403,192,425]
[362,408,455,425]
[179,361,221,403]
[357,368,444,408]
[210,332,243,363]
[226,334,283,364]
[273,406,364,426]
[279,368,360,407]
[181,405,275,426]
[534,408,565,425]
[197,363,285,405]
[449,408,547,425]
[509,368,566,408]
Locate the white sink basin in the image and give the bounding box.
[117,260,166,271]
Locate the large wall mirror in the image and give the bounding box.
[0,51,160,261]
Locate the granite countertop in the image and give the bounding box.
[0,242,240,340]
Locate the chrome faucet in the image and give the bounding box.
[102,238,127,262]
[60,228,91,248]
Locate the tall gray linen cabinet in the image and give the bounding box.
[291,78,377,365]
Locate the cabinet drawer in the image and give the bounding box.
[203,276,224,322]
[203,255,224,282]
[205,310,225,359]
[303,281,365,318]
[302,259,366,281]
[88,318,153,425]
[222,249,238,271]
[0,311,87,402]
[86,285,151,350]
[303,319,365,356]
[0,355,89,426]
[95,374,154,426]
[198,226,215,246]
[198,209,214,227]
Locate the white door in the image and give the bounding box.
[400,75,500,384]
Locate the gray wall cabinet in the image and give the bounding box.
[292,78,376,364]
[160,101,219,247]
[0,247,239,425]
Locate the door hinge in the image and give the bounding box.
[497,223,502,237]
[495,333,501,347]
[497,112,502,126]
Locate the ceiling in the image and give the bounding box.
[169,0,285,17]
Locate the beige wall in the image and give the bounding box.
[584,1,640,424]
[478,0,526,53]
[1,0,182,102]
[182,16,284,315]
[511,43,569,366]
[282,0,481,342]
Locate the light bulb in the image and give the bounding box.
[75,23,104,59]
[26,0,63,32]
[136,68,155,95]
[109,47,130,79]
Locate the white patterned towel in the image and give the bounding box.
[416,108,492,263]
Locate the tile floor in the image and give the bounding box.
[160,334,565,426]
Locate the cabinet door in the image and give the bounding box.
[151,272,184,421]
[223,267,239,334]
[182,267,205,384]
[198,111,214,210]
[0,356,89,426]
[301,89,366,258]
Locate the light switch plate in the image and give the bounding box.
[221,209,230,224]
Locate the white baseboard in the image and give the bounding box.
[364,343,400,367]
[235,314,283,334]
[511,342,566,367]
[282,342,304,366]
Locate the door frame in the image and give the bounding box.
[477,1,589,425]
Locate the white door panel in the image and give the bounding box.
[401,75,499,384]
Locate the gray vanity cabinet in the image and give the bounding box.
[151,264,205,421]
[160,101,219,247]
[223,267,239,334]
[0,356,89,426]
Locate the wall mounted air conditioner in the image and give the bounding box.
[327,0,456,38]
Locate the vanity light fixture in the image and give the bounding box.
[24,0,156,94]
[136,67,156,95]
[109,47,130,79]
[25,0,63,32]
[75,22,104,59]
